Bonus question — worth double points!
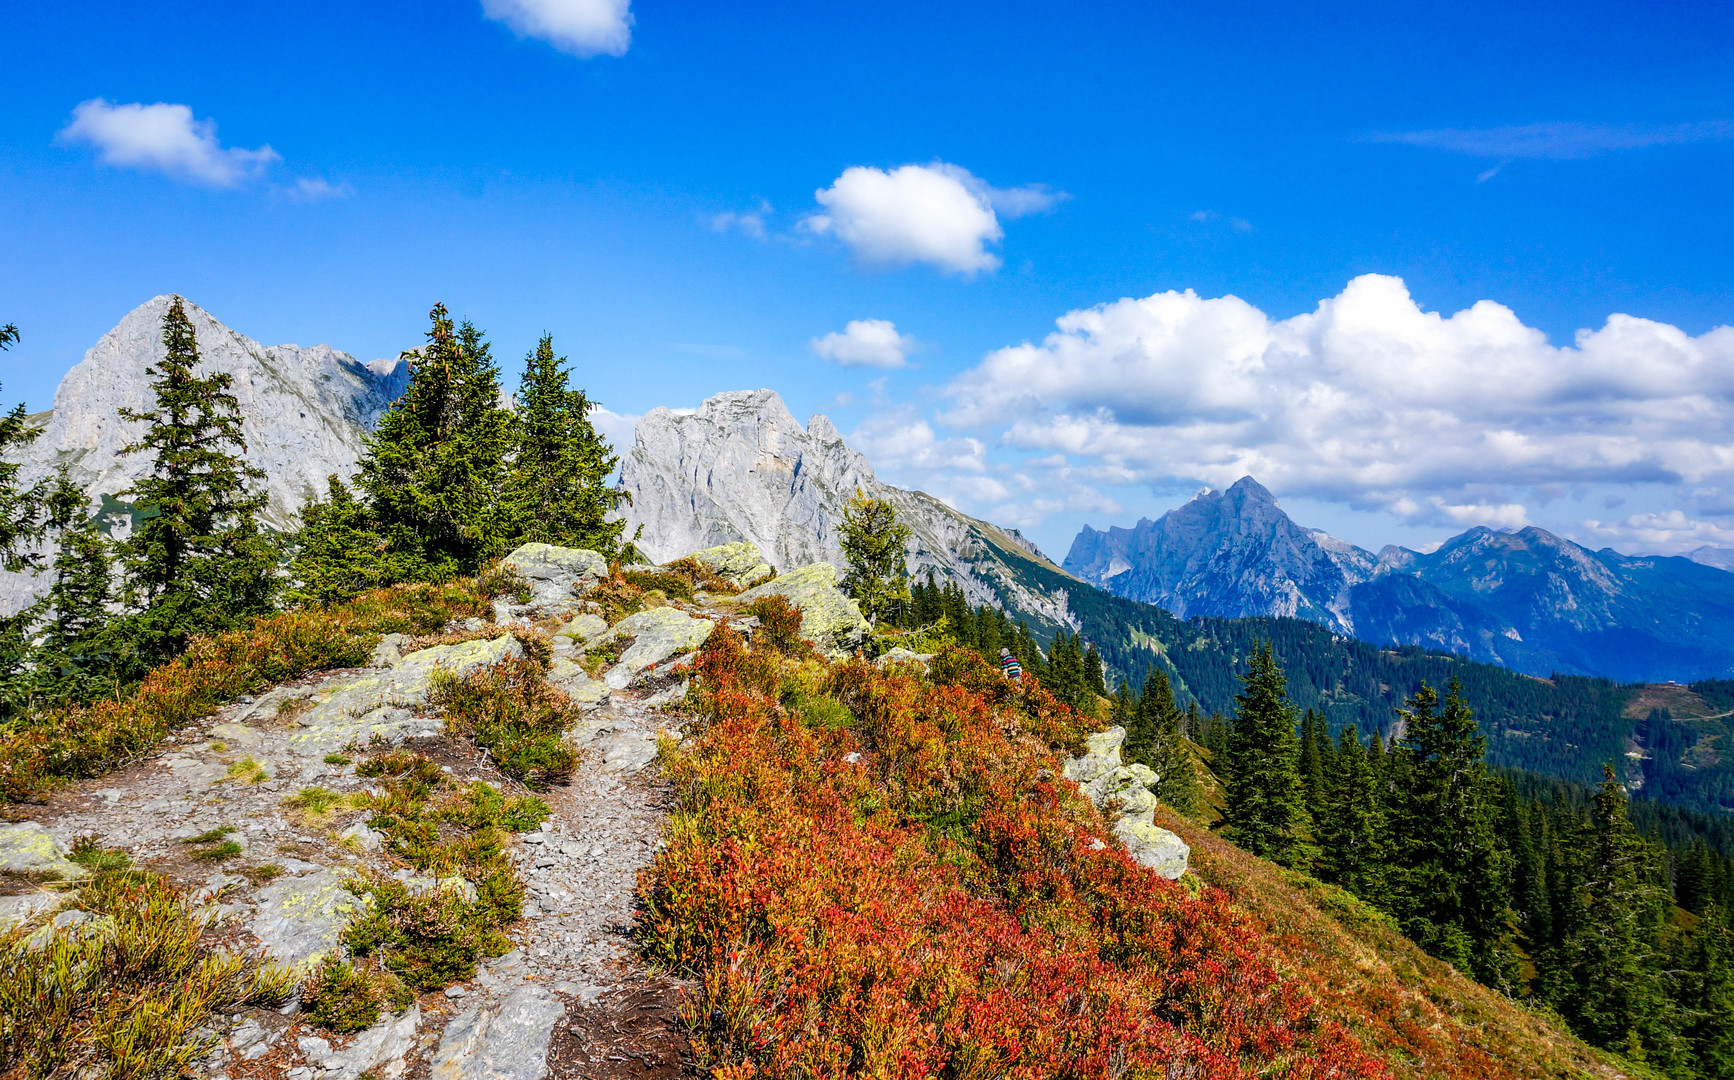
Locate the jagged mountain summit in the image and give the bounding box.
[617,389,1077,627]
[1065,477,1734,682]
[1,295,408,613]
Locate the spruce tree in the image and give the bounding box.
[113,298,276,670]
[287,476,388,607]
[1299,708,1330,822]
[1223,642,1309,866]
[837,489,912,626]
[357,305,513,581]
[1677,906,1734,1076]
[1126,667,1200,816]
[1317,726,1386,901]
[33,468,113,703]
[1548,765,1682,1063]
[1386,679,1517,987]
[0,323,51,718]
[498,333,626,557]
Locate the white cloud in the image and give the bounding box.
[940,273,1734,539]
[810,319,916,369]
[851,409,986,473]
[801,162,1062,275]
[588,404,639,458]
[286,177,352,202]
[712,200,771,240]
[58,99,279,186]
[1372,120,1734,160]
[481,0,632,57]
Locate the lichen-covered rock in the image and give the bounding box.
[249,868,372,965]
[431,985,565,1080]
[209,722,265,749]
[287,635,522,755]
[874,648,935,669]
[1115,817,1192,879]
[733,563,870,655]
[601,608,715,690]
[0,891,58,930]
[547,658,610,709]
[553,612,609,645]
[1062,726,1188,880]
[687,541,773,586]
[500,544,608,605]
[0,822,84,879]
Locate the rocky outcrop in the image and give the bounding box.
[500,544,609,606]
[1062,727,1189,880]
[1,296,409,615]
[599,607,716,689]
[688,541,775,586]
[432,983,565,1080]
[617,390,1079,633]
[734,563,871,656]
[0,821,86,879]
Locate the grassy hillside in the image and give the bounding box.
[641,618,1631,1079]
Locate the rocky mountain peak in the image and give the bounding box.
[1,295,409,614]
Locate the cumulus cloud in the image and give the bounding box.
[939,273,1734,544]
[588,404,639,461]
[802,162,1062,275]
[810,319,916,369]
[481,0,632,57]
[58,99,279,186]
[851,409,987,473]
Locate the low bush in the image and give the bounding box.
[433,655,580,787]
[0,871,296,1080]
[302,954,411,1032]
[0,579,494,801]
[742,594,806,656]
[640,628,1391,1079]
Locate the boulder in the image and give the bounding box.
[0,822,84,880]
[601,608,715,690]
[0,890,58,930]
[287,635,522,756]
[1062,726,1188,880]
[297,1005,420,1080]
[687,541,773,586]
[733,563,870,655]
[500,544,608,605]
[431,985,565,1080]
[546,658,610,709]
[874,648,935,669]
[552,612,608,645]
[248,868,372,965]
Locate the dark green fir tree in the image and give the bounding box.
[1387,678,1518,989]
[1223,642,1309,866]
[1299,708,1331,822]
[1125,666,1200,817]
[113,298,277,671]
[498,333,626,557]
[1316,726,1386,901]
[0,322,51,719]
[357,304,513,581]
[33,468,113,703]
[287,475,388,607]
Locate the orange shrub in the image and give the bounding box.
[640,633,1391,1079]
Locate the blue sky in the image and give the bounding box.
[3,0,1733,559]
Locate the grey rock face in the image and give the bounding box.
[617,390,1079,631]
[248,868,372,965]
[1,295,408,615]
[1062,726,1189,880]
[430,984,565,1080]
[733,563,870,656]
[296,1005,420,1080]
[600,607,715,689]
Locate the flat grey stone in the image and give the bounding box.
[431,985,564,1080]
[0,822,83,879]
[601,608,714,688]
[248,868,371,965]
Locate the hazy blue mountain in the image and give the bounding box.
[1064,478,1734,681]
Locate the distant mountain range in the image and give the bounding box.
[1064,477,1734,682]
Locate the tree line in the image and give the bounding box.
[0,300,625,720]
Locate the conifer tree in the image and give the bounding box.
[32,468,113,703]
[1547,765,1681,1063]
[498,334,625,557]
[1223,642,1309,866]
[287,476,388,607]
[1677,906,1734,1076]
[1386,679,1516,987]
[1317,726,1386,901]
[1125,666,1200,816]
[0,323,51,718]
[113,298,277,669]
[1299,708,1330,822]
[357,304,513,581]
[838,489,912,626]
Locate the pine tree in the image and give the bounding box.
[1548,766,1682,1064]
[1386,679,1517,987]
[1223,643,1309,866]
[32,468,113,703]
[1299,708,1330,822]
[0,323,52,719]
[497,333,625,557]
[287,476,388,607]
[357,304,513,581]
[837,489,912,626]
[113,298,277,670]
[1317,726,1386,901]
